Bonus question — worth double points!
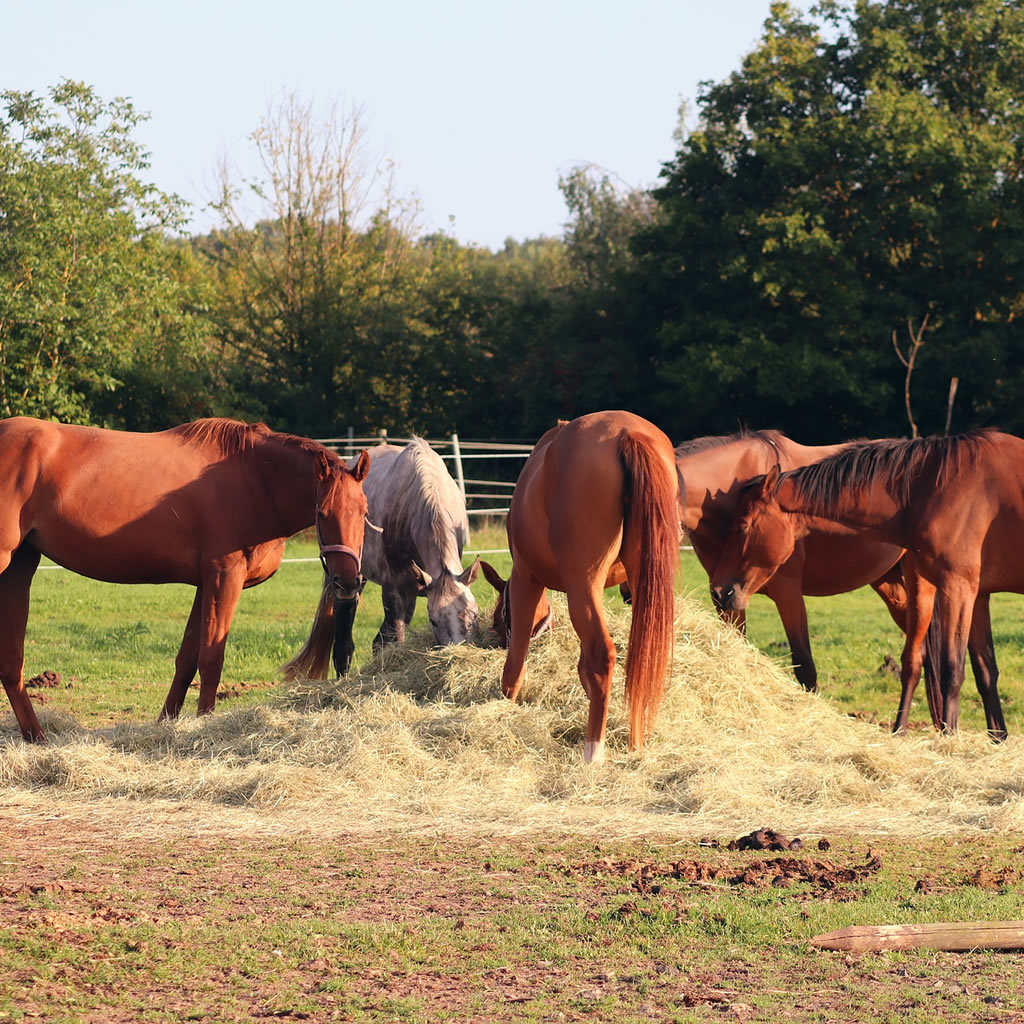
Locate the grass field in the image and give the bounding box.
[4,526,1024,1023]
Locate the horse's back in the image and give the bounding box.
[510,412,677,587]
[0,417,285,585]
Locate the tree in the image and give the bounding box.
[209,93,449,436]
[636,0,1024,441]
[0,81,210,425]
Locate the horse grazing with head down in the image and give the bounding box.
[674,430,910,693]
[710,430,1020,740]
[493,410,682,763]
[284,437,481,679]
[0,416,370,742]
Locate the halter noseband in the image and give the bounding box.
[319,543,362,575]
[316,511,363,576]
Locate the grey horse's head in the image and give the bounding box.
[413,556,482,645]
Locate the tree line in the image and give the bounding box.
[3,0,1023,446]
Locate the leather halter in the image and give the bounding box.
[318,542,362,575]
[316,513,362,576]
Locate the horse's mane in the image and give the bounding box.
[174,418,341,464]
[675,428,792,460]
[383,437,468,565]
[785,429,1002,512]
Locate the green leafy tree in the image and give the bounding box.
[209,93,469,437]
[0,81,211,426]
[637,0,1024,440]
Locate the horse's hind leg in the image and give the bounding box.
[159,589,202,721]
[0,545,43,741]
[566,583,616,764]
[872,563,944,731]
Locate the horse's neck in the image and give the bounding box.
[776,476,905,542]
[681,442,780,539]
[262,441,318,535]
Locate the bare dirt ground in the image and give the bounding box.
[3,802,1024,1023]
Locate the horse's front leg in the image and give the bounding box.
[766,584,816,692]
[159,589,202,721]
[936,579,978,735]
[332,591,361,677]
[892,567,936,734]
[373,583,416,653]
[0,544,43,741]
[965,594,1006,741]
[194,561,247,715]
[964,593,1005,740]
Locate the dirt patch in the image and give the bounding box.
[1,806,1020,1023]
[567,837,884,902]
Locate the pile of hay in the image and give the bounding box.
[3,595,1023,838]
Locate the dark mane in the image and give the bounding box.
[675,428,792,460]
[173,418,341,464]
[786,429,1002,512]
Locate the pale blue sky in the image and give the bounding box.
[7,1,806,249]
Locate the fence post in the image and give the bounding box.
[450,432,466,496]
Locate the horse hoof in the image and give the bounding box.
[583,740,605,764]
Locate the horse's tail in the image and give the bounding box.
[281,577,336,681]
[619,432,680,749]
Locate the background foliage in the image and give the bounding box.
[3,0,1023,444]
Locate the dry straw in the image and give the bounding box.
[2,595,1023,840]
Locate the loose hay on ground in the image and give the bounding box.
[2,594,1023,839]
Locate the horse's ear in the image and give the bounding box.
[458,556,481,587]
[411,561,433,593]
[763,463,782,494]
[351,449,371,482]
[480,560,506,593]
[315,450,332,480]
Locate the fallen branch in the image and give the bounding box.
[811,920,1024,952]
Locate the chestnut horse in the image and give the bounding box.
[709,430,1018,740]
[0,416,370,742]
[675,431,910,693]
[496,411,682,763]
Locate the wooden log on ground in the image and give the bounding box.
[810,921,1024,952]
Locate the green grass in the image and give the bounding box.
[3,831,1023,1022]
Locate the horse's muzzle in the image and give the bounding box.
[710,582,747,613]
[331,574,365,603]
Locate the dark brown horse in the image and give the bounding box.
[709,430,1017,740]
[0,417,370,742]
[495,411,682,763]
